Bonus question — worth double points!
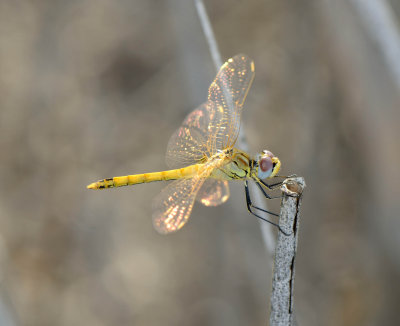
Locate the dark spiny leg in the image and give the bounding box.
[255,181,281,200]
[244,180,290,236]
[259,178,283,190]
[259,174,298,190]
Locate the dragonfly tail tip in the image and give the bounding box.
[87,182,97,189]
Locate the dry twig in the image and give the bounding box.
[270,177,306,326]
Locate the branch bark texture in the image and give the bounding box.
[270,177,305,326]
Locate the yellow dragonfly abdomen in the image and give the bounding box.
[87,164,203,189]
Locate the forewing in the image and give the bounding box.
[165,54,255,169]
[152,166,212,234]
[208,54,255,150]
[196,179,230,207]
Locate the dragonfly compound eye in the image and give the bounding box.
[260,157,273,173]
[262,150,274,158]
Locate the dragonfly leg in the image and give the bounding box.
[244,180,290,236]
[255,181,281,199]
[259,174,297,190]
[259,178,283,190]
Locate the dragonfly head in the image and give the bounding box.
[255,150,281,179]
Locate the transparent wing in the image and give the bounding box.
[165,102,211,169]
[166,54,255,168]
[152,166,213,234]
[207,54,255,150]
[196,179,230,207]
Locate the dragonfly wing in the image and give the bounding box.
[165,55,255,168]
[165,103,211,169]
[208,54,255,150]
[196,179,230,207]
[152,165,213,233]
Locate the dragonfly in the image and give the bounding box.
[87,54,283,234]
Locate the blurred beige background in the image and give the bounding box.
[0,0,400,325]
